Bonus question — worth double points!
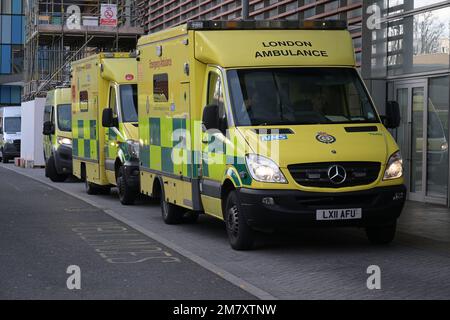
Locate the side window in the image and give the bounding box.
[44,105,52,123]
[153,73,169,102]
[109,86,118,117]
[80,91,88,112]
[207,71,227,131]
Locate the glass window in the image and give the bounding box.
[387,7,450,76]
[4,117,21,133]
[79,91,88,111]
[206,71,226,129]
[57,104,72,132]
[0,45,11,74]
[12,16,22,44]
[1,15,11,43]
[153,74,169,102]
[12,0,22,14]
[228,68,379,126]
[44,105,53,123]
[119,84,138,123]
[10,85,21,103]
[426,76,449,198]
[109,86,117,116]
[1,0,11,14]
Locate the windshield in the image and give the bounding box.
[227,68,380,126]
[120,84,138,123]
[4,117,21,133]
[57,104,72,132]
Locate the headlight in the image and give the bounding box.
[5,138,14,144]
[245,154,287,183]
[127,140,139,159]
[441,142,448,151]
[57,137,72,146]
[383,151,403,180]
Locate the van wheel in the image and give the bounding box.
[2,155,8,163]
[366,222,397,245]
[46,156,68,182]
[117,166,136,205]
[225,191,254,250]
[161,186,184,224]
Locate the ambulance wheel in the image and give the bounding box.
[46,156,68,182]
[225,191,254,250]
[117,166,136,205]
[366,222,397,245]
[161,189,184,225]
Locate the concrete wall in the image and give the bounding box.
[21,98,45,166]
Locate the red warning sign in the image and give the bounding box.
[100,4,117,27]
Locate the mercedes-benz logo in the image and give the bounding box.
[328,165,347,185]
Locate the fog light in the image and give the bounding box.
[262,197,275,205]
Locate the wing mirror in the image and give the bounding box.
[43,121,55,135]
[102,108,118,128]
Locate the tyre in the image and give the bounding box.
[366,222,397,245]
[160,183,184,224]
[46,156,68,182]
[117,166,136,205]
[225,191,254,250]
[2,155,8,163]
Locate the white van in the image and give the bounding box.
[0,107,22,163]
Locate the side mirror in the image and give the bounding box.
[202,104,219,131]
[102,108,117,128]
[384,101,401,129]
[43,121,55,135]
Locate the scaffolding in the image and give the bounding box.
[23,0,144,101]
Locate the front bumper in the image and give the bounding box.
[54,145,73,175]
[238,185,406,228]
[2,142,20,158]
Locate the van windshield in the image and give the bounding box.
[227,68,380,126]
[4,117,21,133]
[120,84,138,123]
[57,104,72,132]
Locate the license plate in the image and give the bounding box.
[316,208,362,221]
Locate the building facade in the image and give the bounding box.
[138,0,363,65]
[362,0,450,205]
[0,0,25,106]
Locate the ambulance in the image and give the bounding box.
[71,53,140,205]
[43,87,73,182]
[137,20,406,250]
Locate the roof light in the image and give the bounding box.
[187,20,347,31]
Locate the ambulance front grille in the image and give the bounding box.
[288,162,381,188]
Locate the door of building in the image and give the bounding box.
[394,80,449,205]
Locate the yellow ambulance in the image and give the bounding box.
[43,87,73,182]
[137,20,406,250]
[71,53,140,205]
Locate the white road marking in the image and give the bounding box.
[0,164,276,300]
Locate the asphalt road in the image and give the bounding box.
[0,166,254,299]
[1,163,450,299]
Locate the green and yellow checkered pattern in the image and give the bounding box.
[73,119,98,160]
[140,117,192,177]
